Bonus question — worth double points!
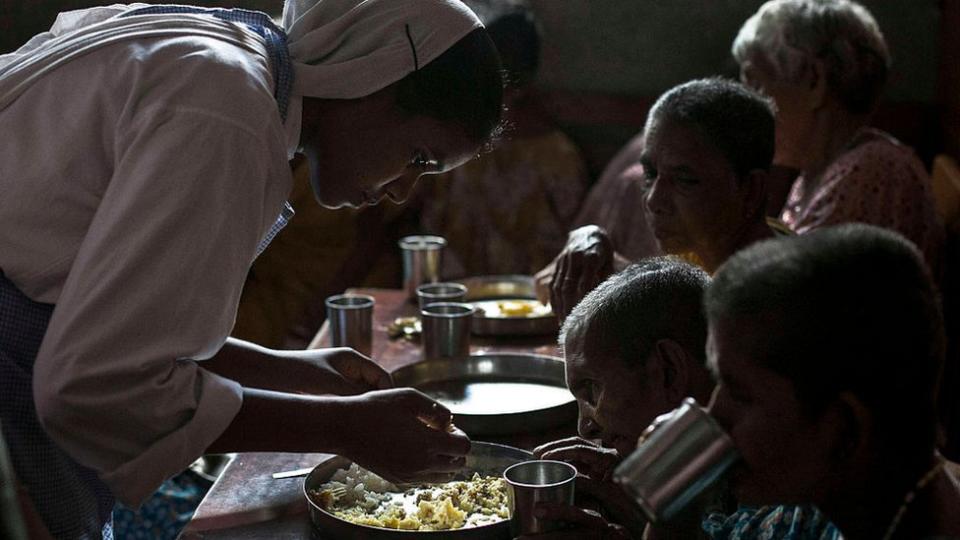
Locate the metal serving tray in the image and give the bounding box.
[455,275,558,336]
[304,442,532,539]
[391,353,576,437]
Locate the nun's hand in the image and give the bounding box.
[339,388,471,484]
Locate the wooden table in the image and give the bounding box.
[309,288,561,368]
[180,288,572,539]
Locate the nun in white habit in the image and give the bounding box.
[0,1,503,537]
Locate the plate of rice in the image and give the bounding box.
[303,442,531,539]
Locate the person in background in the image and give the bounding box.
[733,0,943,273]
[410,0,590,278]
[706,224,960,539]
[540,78,785,319]
[231,156,415,350]
[0,0,502,537]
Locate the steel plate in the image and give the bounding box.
[455,275,558,336]
[391,353,576,436]
[304,442,532,539]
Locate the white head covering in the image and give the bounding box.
[0,1,483,157]
[281,0,482,155]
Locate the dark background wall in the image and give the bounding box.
[526,0,947,176]
[1,0,954,176]
[941,0,960,160]
[532,1,938,101]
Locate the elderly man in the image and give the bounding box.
[531,257,716,538]
[529,257,841,540]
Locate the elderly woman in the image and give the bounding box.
[542,78,785,318]
[707,224,960,539]
[0,1,502,537]
[733,0,942,272]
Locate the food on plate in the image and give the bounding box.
[471,299,552,318]
[497,300,536,316]
[386,316,421,340]
[308,463,509,531]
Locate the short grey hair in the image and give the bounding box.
[647,78,775,179]
[732,0,890,114]
[560,257,711,368]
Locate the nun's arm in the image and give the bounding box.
[203,337,392,395]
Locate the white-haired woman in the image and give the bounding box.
[0,1,503,538]
[733,0,942,273]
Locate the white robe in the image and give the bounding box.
[0,31,292,505]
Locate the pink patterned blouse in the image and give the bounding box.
[781,129,943,273]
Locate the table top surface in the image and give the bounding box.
[181,287,572,539]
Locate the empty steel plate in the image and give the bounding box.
[391,353,576,436]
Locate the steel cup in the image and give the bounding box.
[324,294,374,356]
[416,282,468,311]
[420,302,474,361]
[504,460,577,536]
[399,235,446,301]
[612,397,738,523]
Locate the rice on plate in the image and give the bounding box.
[308,463,509,531]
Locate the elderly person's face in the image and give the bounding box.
[641,116,756,258]
[299,91,479,209]
[739,54,822,168]
[707,314,842,506]
[564,327,676,458]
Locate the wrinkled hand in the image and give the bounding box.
[534,437,619,482]
[338,388,471,484]
[516,502,632,539]
[534,260,556,306]
[300,347,393,396]
[534,437,647,536]
[550,225,615,320]
[636,410,676,447]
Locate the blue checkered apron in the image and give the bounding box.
[0,6,294,539]
[0,273,114,539]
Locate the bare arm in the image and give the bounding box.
[204,338,391,395]
[206,387,472,484]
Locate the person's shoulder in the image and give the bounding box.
[840,128,924,171]
[512,130,587,164]
[113,34,276,120]
[822,128,928,191]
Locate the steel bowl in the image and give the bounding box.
[454,275,558,336]
[391,353,576,436]
[304,442,532,539]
